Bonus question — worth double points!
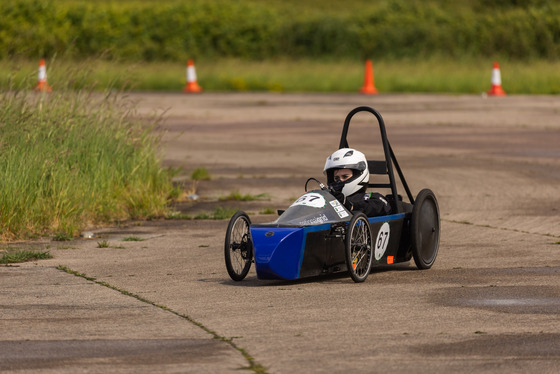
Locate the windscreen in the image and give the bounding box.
[272,189,351,227]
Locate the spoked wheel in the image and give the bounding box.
[411,189,440,269]
[345,213,374,283]
[224,211,253,281]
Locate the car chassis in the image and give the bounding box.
[224,106,440,283]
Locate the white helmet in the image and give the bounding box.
[323,148,369,197]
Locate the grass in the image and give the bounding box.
[191,167,211,181]
[56,245,78,250]
[96,240,126,249]
[219,191,270,202]
[259,207,276,215]
[166,211,191,220]
[0,74,178,240]
[195,207,238,220]
[0,250,52,264]
[166,206,239,220]
[53,232,74,241]
[180,167,211,200]
[122,236,145,242]
[97,240,109,248]
[2,57,559,94]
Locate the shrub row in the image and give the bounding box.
[1,0,559,61]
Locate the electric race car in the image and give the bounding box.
[224,106,440,283]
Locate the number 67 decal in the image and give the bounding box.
[374,222,391,260]
[290,192,326,208]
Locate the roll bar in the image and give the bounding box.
[338,106,414,213]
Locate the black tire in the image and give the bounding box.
[411,189,440,269]
[345,213,373,283]
[224,211,253,281]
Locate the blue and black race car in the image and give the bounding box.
[224,106,440,283]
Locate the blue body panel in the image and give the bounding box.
[251,224,330,280]
[251,213,407,280]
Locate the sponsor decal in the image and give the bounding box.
[329,200,340,207]
[374,222,391,261]
[290,193,326,208]
[330,199,349,218]
[337,210,349,218]
[329,199,350,218]
[299,213,329,226]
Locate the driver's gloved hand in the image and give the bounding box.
[330,189,345,204]
[329,181,346,205]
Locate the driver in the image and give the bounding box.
[323,148,391,217]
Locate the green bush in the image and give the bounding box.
[1,0,559,62]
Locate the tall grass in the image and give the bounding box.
[0,80,177,240]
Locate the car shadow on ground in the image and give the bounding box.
[201,263,416,287]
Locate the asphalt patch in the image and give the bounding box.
[432,285,560,314]
[0,339,231,371]
[414,333,560,358]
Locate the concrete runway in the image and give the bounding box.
[1,93,559,373]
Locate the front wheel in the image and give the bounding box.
[224,211,253,281]
[411,189,440,269]
[345,213,373,283]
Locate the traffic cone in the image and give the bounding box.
[34,59,52,92]
[183,59,202,93]
[487,61,506,96]
[360,59,378,95]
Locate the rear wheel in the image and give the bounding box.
[224,211,253,281]
[345,213,373,283]
[411,189,440,269]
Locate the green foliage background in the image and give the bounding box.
[1,0,558,62]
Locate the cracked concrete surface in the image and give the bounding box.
[1,94,559,373]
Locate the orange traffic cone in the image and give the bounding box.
[34,59,52,92]
[360,59,378,95]
[183,59,202,93]
[487,61,506,96]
